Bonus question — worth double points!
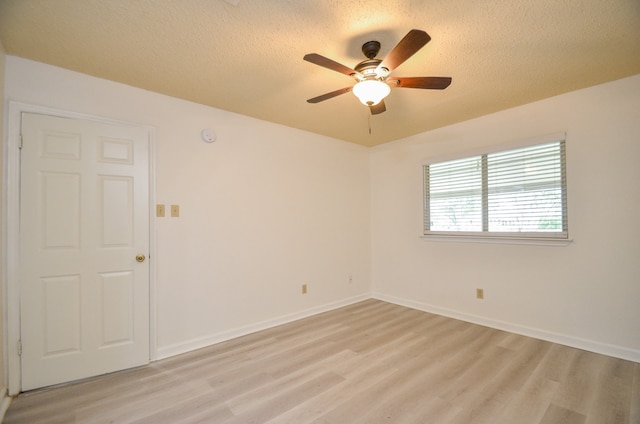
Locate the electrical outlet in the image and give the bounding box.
[302,284,308,294]
[476,288,484,300]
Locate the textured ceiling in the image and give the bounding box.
[1,0,639,147]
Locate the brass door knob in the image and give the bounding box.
[135,254,146,263]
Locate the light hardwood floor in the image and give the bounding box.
[5,299,640,423]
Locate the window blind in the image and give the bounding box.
[424,140,567,238]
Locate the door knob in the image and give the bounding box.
[135,254,146,263]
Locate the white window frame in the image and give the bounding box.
[422,133,570,245]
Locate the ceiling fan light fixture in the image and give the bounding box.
[353,79,391,106]
[304,29,450,115]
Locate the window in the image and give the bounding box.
[424,139,567,239]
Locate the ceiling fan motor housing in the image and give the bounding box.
[355,59,388,80]
[357,41,390,80]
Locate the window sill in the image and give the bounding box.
[420,235,573,246]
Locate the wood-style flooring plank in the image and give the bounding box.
[4,299,638,424]
[631,363,640,424]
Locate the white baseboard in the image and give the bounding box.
[155,290,639,364]
[156,293,370,360]
[0,387,12,423]
[372,292,640,364]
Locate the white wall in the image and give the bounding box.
[0,40,8,405]
[4,56,372,359]
[371,74,640,361]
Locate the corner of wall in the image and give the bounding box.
[0,38,9,416]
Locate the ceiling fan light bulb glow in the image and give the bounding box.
[353,80,391,106]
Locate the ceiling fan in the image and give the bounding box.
[303,29,452,115]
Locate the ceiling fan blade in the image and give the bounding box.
[369,100,386,115]
[303,53,360,78]
[378,29,431,73]
[389,76,452,89]
[307,87,353,103]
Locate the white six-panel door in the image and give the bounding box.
[19,113,150,391]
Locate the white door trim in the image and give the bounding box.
[3,101,157,395]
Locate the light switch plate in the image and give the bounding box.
[171,204,179,217]
[156,204,165,217]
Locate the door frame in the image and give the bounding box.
[4,101,158,395]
